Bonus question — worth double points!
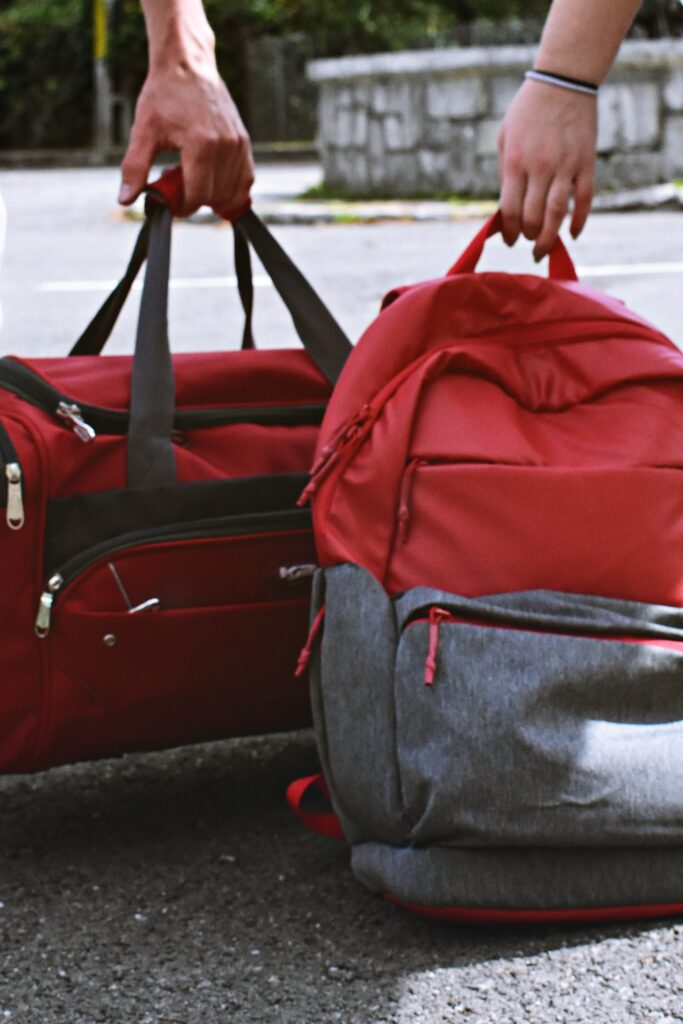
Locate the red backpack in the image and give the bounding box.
[304,212,683,604]
[289,214,683,924]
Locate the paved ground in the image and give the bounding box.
[0,166,682,1024]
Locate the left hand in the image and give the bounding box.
[497,79,597,260]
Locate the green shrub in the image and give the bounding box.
[0,0,92,147]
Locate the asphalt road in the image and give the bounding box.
[0,166,681,353]
[0,167,683,1024]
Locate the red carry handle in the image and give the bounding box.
[286,774,345,840]
[145,164,252,222]
[447,210,579,282]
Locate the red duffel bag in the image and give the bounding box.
[0,169,351,773]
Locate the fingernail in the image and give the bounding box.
[118,181,136,204]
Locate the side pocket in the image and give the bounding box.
[314,564,409,844]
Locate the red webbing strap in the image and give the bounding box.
[146,165,251,222]
[286,774,345,840]
[447,209,579,282]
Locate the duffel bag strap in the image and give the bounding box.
[69,204,255,356]
[152,166,353,385]
[126,201,177,489]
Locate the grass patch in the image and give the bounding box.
[299,182,498,203]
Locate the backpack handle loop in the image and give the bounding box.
[447,210,579,282]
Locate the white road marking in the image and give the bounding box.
[577,261,683,278]
[38,275,273,293]
[36,261,683,295]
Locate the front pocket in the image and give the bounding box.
[396,610,683,848]
[387,462,683,605]
[38,525,317,767]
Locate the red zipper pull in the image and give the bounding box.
[295,606,326,678]
[297,404,373,507]
[424,607,451,686]
[397,458,425,544]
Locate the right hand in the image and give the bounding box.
[497,78,597,260]
[119,54,254,218]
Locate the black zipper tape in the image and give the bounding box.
[0,357,326,434]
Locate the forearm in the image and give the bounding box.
[536,0,642,83]
[139,0,216,71]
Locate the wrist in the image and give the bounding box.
[526,69,598,98]
[144,2,216,74]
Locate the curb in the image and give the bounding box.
[181,183,683,227]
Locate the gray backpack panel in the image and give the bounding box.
[310,563,683,911]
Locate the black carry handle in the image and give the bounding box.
[70,216,255,355]
[232,208,352,385]
[127,203,177,488]
[113,198,351,488]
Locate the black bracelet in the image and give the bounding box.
[525,69,599,97]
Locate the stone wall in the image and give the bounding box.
[307,41,683,195]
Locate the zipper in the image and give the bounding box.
[397,458,427,544]
[423,608,451,686]
[278,563,317,584]
[33,506,311,638]
[0,358,327,438]
[397,456,499,545]
[0,420,25,530]
[298,404,373,506]
[34,573,65,638]
[56,401,96,443]
[295,606,326,678]
[411,607,683,688]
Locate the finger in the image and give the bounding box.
[180,136,218,216]
[497,126,526,246]
[499,166,527,247]
[533,177,572,261]
[119,121,157,205]
[521,173,552,245]
[570,168,595,239]
[212,135,254,215]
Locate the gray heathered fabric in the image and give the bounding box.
[311,564,683,909]
[309,565,407,844]
[351,843,683,910]
[396,621,683,847]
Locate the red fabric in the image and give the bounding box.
[286,773,345,840]
[309,222,683,607]
[385,895,683,926]
[147,166,252,222]
[0,347,330,772]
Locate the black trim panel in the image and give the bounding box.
[46,472,310,574]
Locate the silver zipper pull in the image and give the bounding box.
[34,573,64,638]
[56,402,96,443]
[5,462,24,530]
[278,564,317,583]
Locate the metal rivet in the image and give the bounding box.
[103,634,117,647]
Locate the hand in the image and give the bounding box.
[497,79,597,260]
[118,53,254,217]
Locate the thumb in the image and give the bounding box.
[119,124,157,205]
